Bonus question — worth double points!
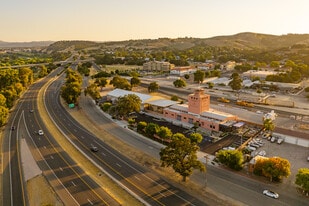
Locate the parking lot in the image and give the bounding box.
[251,134,309,180]
[134,111,308,181]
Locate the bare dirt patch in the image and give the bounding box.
[27,175,63,206]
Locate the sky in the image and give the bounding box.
[1,0,309,42]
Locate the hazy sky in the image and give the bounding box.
[1,0,309,42]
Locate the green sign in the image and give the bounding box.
[69,103,75,108]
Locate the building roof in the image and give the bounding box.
[169,104,189,112]
[201,109,234,121]
[147,99,178,107]
[107,89,152,103]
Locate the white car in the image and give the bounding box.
[263,189,279,199]
[258,150,266,156]
[38,130,44,135]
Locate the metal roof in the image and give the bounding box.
[107,89,152,103]
[147,99,178,107]
[201,109,233,121]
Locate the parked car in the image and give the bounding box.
[277,138,284,144]
[258,150,266,156]
[11,126,16,131]
[270,136,277,143]
[263,189,279,199]
[38,130,44,135]
[247,146,256,151]
[262,133,271,139]
[249,143,260,148]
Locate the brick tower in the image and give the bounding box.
[188,88,210,114]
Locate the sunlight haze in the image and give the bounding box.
[1,0,309,42]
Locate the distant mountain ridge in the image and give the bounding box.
[2,32,309,51]
[0,41,54,48]
[45,32,309,52]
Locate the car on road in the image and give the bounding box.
[263,189,279,199]
[38,130,44,135]
[11,126,16,131]
[90,146,98,152]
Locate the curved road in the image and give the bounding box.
[44,73,210,204]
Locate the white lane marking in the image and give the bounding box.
[116,163,121,168]
[87,199,94,205]
[134,176,141,181]
[59,167,63,171]
[72,181,76,186]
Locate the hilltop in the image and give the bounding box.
[0,40,54,48]
[45,32,309,52]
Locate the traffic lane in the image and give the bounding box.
[210,163,307,206]
[26,115,110,205]
[46,81,208,205]
[50,107,206,206]
[2,99,30,206]
[192,166,292,206]
[26,71,117,205]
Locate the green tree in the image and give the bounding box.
[130,76,141,88]
[173,79,186,88]
[1,86,18,108]
[295,168,309,195]
[254,157,291,182]
[85,83,101,100]
[137,121,147,133]
[228,72,242,92]
[18,67,33,88]
[171,95,179,101]
[148,82,159,93]
[207,82,214,89]
[100,102,112,112]
[270,61,280,68]
[263,118,275,134]
[38,65,48,78]
[216,150,244,171]
[157,126,173,142]
[145,122,160,137]
[160,133,205,182]
[189,132,203,144]
[0,94,6,106]
[110,76,131,90]
[184,74,190,79]
[61,82,82,104]
[0,106,9,126]
[110,94,141,118]
[193,70,205,83]
[95,77,108,91]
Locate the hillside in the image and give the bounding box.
[0,41,54,48]
[45,32,309,52]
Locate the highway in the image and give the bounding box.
[2,66,122,205]
[43,71,210,204]
[2,101,27,205]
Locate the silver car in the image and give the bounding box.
[263,189,279,199]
